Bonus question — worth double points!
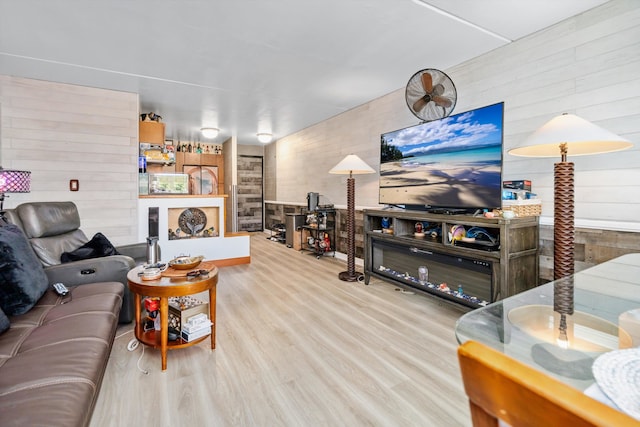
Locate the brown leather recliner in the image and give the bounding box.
[3,201,146,323]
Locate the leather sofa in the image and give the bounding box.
[0,282,124,427]
[4,202,147,323]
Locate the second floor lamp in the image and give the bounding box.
[329,154,375,282]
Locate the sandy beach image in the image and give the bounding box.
[379,160,501,208]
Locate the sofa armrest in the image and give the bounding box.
[43,255,136,323]
[116,243,148,265]
[43,255,135,285]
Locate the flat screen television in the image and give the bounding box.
[379,102,504,212]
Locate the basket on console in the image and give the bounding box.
[502,200,542,217]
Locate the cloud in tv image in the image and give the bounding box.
[379,102,503,209]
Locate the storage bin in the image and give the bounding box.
[502,200,542,217]
[168,296,209,331]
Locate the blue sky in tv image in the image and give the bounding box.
[379,102,504,210]
[382,102,504,159]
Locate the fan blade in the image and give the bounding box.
[413,95,431,112]
[432,83,445,96]
[432,95,453,108]
[420,72,433,93]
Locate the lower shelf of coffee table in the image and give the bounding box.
[135,328,209,350]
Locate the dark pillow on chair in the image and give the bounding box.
[0,224,50,315]
[61,232,120,263]
[0,306,9,334]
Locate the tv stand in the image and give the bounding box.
[382,204,406,210]
[426,207,474,215]
[364,209,539,308]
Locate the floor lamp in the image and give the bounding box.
[509,113,632,353]
[329,154,375,282]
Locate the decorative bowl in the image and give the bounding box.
[168,255,204,270]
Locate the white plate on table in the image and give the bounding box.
[592,347,640,420]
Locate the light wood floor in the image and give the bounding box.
[91,233,472,427]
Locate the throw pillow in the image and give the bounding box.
[60,232,120,263]
[0,306,9,334]
[0,224,50,315]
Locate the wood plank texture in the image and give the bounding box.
[91,233,472,427]
[0,75,140,246]
[264,1,640,229]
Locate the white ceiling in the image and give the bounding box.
[0,0,609,145]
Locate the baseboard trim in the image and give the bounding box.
[210,256,251,267]
[225,231,250,237]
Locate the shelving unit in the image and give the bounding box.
[269,223,286,244]
[364,209,539,308]
[300,209,336,259]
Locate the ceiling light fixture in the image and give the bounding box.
[201,128,219,139]
[257,133,273,143]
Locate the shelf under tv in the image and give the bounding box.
[363,209,540,307]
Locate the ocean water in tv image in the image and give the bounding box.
[409,146,501,186]
[379,102,504,209]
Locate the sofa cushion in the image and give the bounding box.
[13,202,88,267]
[16,201,81,239]
[0,224,49,315]
[29,230,88,267]
[0,306,8,335]
[0,282,123,426]
[61,232,120,263]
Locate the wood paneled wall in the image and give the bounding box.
[0,75,139,245]
[539,223,640,282]
[266,202,640,284]
[265,0,640,279]
[265,0,640,231]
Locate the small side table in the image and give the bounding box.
[127,265,218,371]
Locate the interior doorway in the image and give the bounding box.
[237,155,263,231]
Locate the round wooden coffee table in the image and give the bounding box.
[127,265,218,371]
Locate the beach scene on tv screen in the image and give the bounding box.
[379,103,503,209]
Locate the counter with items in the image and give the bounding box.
[137,195,249,266]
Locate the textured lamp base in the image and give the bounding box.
[339,176,359,282]
[338,271,363,282]
[553,161,575,320]
[554,277,575,315]
[554,161,575,280]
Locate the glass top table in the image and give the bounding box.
[455,253,640,391]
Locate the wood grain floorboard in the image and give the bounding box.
[90,233,472,427]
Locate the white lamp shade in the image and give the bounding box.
[329,154,375,175]
[509,113,632,158]
[201,128,219,139]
